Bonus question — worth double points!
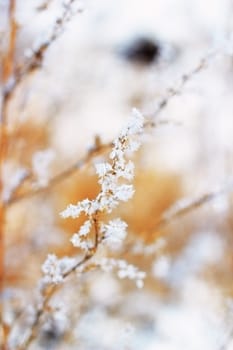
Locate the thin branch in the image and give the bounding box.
[8,49,224,349]
[36,0,53,11]
[2,0,81,117]
[5,141,112,206]
[5,51,218,208]
[121,185,233,259]
[149,50,217,119]
[154,184,233,231]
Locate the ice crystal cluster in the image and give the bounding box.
[41,255,76,285]
[42,108,146,287]
[100,258,146,288]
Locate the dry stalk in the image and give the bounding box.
[0,1,17,348]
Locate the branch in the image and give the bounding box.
[5,141,112,206]
[14,108,145,349]
[5,51,219,208]
[154,184,233,231]
[149,50,217,119]
[2,0,81,115]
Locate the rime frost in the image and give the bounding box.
[100,258,146,288]
[60,108,144,220]
[113,184,134,201]
[41,255,75,285]
[54,109,146,285]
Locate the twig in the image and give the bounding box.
[149,50,217,119]
[5,141,112,206]
[5,52,217,208]
[122,184,233,258]
[14,109,144,349]
[154,184,233,231]
[36,0,53,11]
[2,0,80,118]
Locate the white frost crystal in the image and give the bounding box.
[78,220,92,237]
[41,255,75,285]
[60,108,144,220]
[114,184,134,202]
[57,108,145,286]
[101,218,127,248]
[100,258,146,288]
[95,162,112,177]
[121,108,144,136]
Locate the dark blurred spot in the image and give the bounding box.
[39,328,62,348]
[120,37,161,65]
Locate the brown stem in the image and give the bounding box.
[0,1,17,348]
[2,0,17,84]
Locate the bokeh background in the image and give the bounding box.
[2,0,233,349]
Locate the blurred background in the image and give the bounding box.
[2,0,233,349]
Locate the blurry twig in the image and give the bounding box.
[5,119,181,206]
[5,53,219,207]
[150,50,217,120]
[0,0,17,122]
[2,0,80,116]
[36,0,53,11]
[123,185,233,257]
[5,140,112,206]
[154,184,233,231]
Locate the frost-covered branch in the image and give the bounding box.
[5,52,219,208]
[13,108,146,349]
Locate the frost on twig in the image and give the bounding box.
[99,258,146,289]
[41,255,76,286]
[61,108,144,219]
[17,108,146,350]
[5,52,219,208]
[101,218,128,250]
[42,108,146,287]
